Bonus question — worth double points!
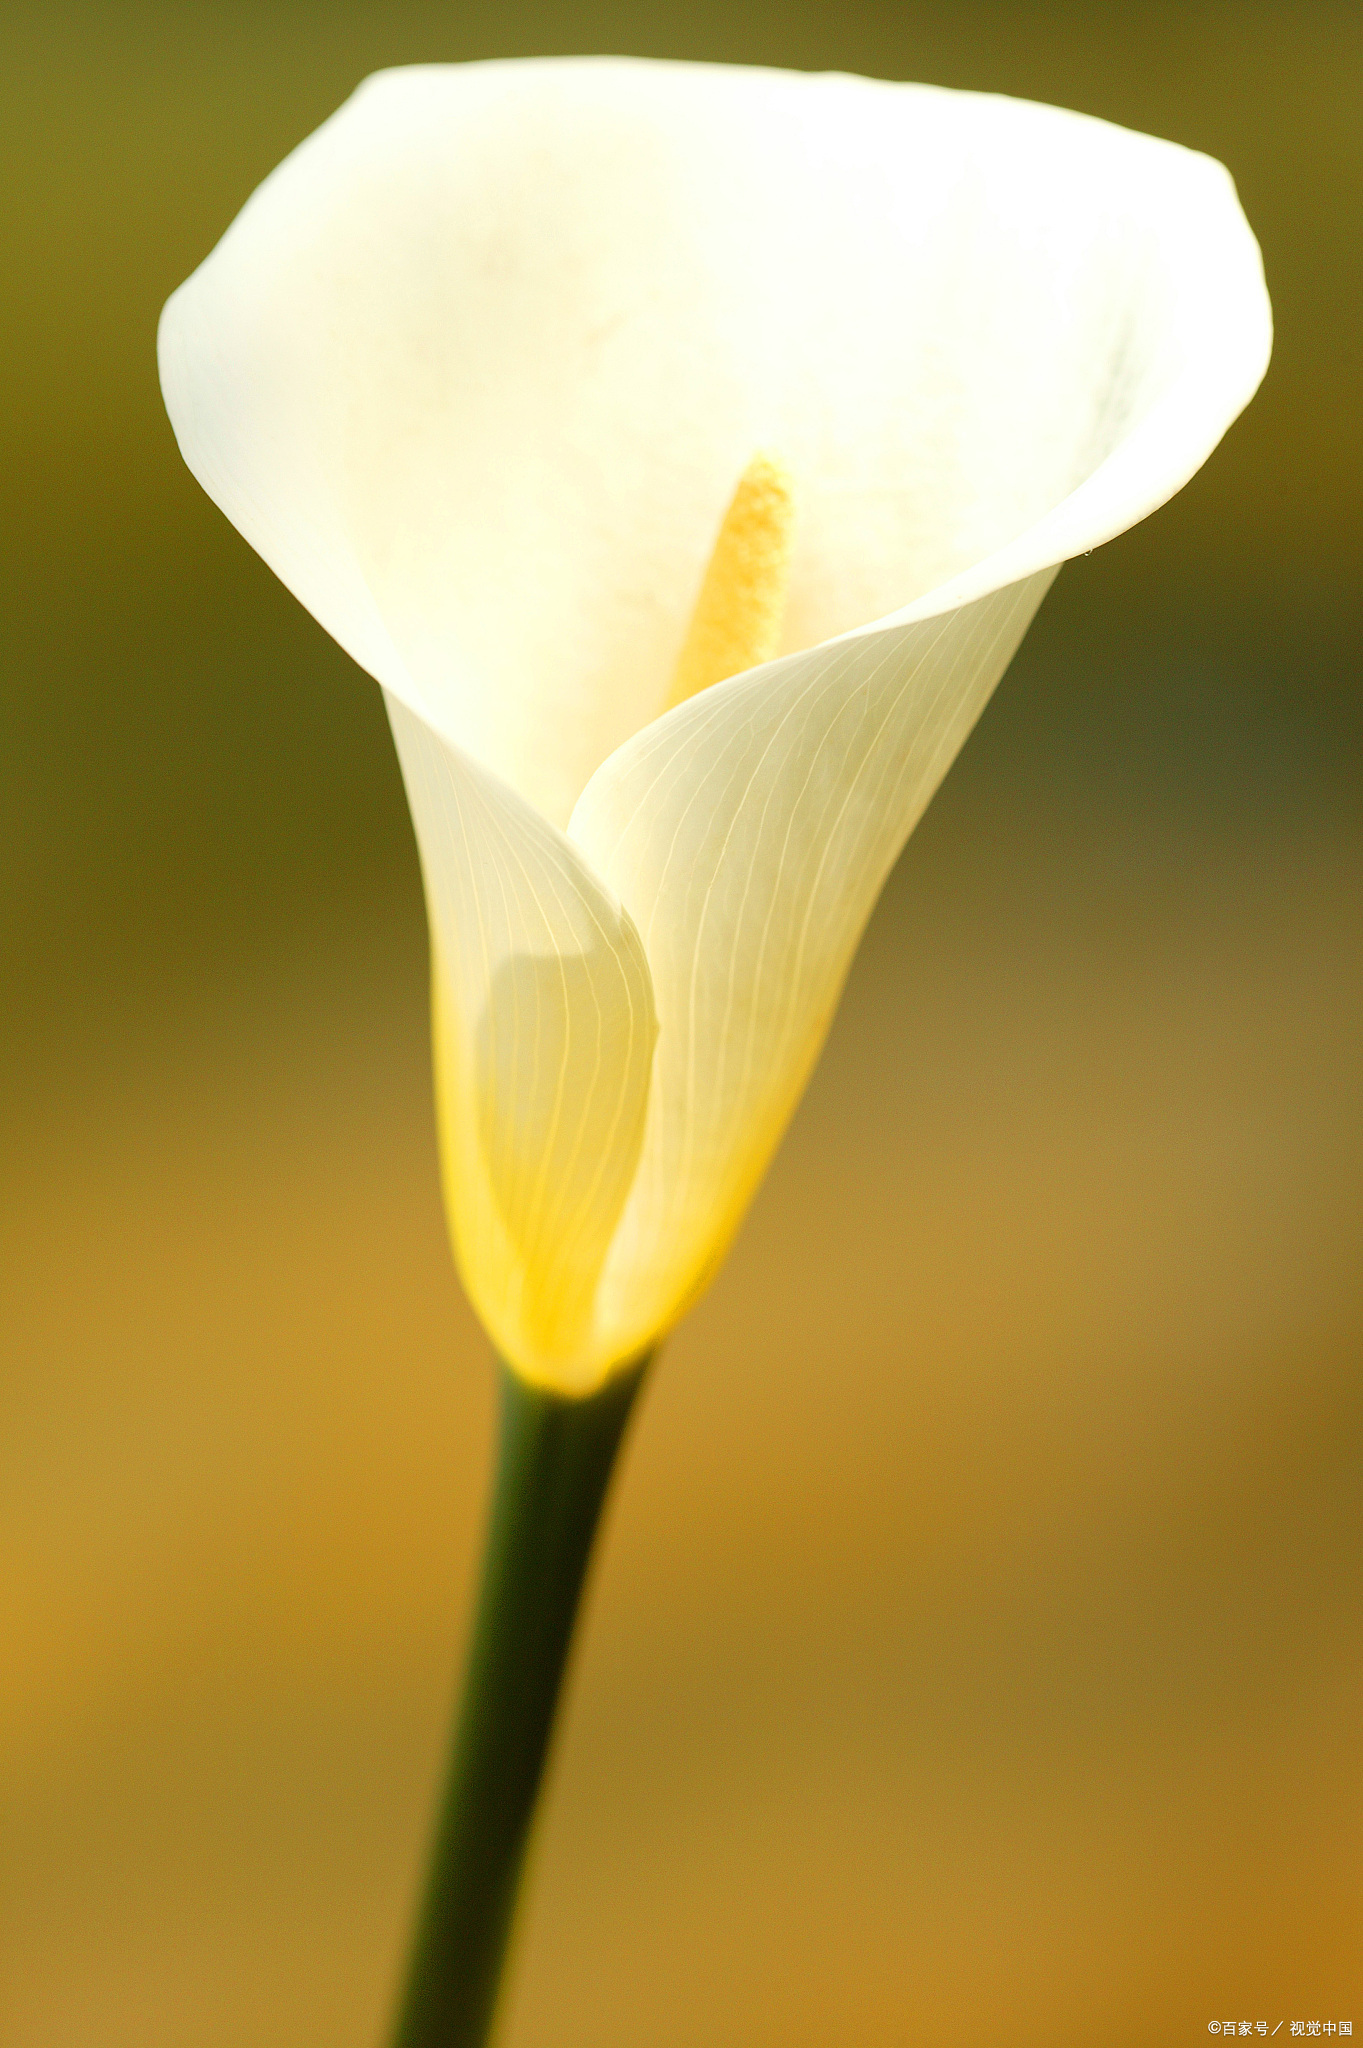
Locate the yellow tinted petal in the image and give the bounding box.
[388,696,657,1391]
[570,572,1054,1363]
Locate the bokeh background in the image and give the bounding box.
[2,3,1360,2042]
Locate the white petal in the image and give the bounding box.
[569,570,1055,1361]
[158,59,1268,828]
[159,58,1269,1384]
[386,697,656,1389]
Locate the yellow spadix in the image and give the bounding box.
[666,453,796,710]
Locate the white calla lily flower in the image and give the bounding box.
[159,57,1270,1394]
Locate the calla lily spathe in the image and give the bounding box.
[159,58,1270,1393]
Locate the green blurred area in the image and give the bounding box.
[2,5,1361,2045]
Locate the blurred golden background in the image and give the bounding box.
[2,3,1360,2042]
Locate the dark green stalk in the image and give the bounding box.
[389,1354,650,2048]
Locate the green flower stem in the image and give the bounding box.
[390,1354,650,2048]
